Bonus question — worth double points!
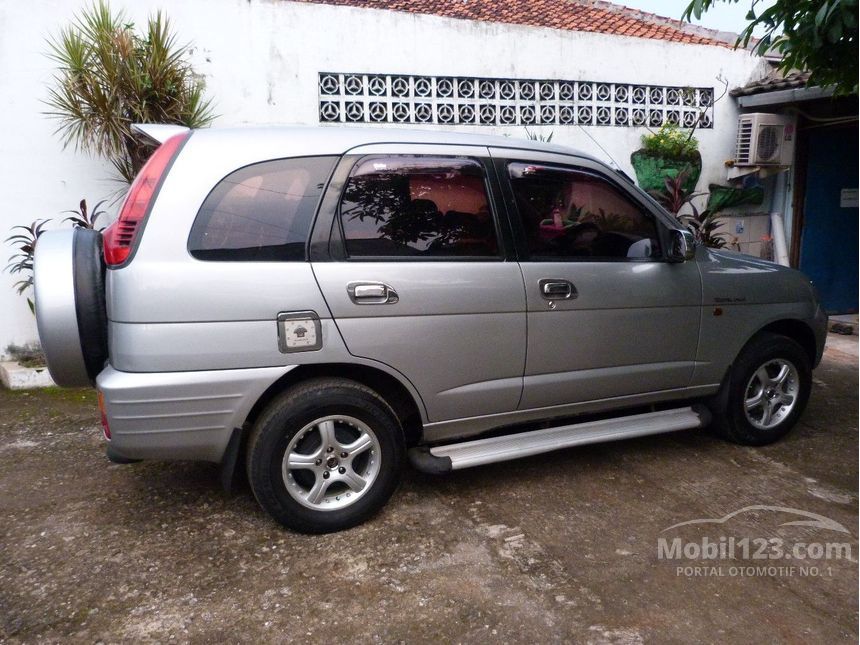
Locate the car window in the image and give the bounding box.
[189,156,336,261]
[507,162,661,260]
[339,156,499,258]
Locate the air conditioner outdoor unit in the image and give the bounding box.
[734,113,795,166]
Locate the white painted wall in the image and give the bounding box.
[0,0,766,355]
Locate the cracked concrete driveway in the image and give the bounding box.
[1,335,857,643]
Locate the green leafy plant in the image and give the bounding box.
[683,0,858,95]
[5,220,50,313]
[45,1,215,183]
[640,124,700,160]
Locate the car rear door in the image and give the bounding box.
[490,148,702,411]
[311,144,526,423]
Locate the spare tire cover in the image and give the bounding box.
[34,228,108,386]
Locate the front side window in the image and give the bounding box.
[189,156,336,261]
[508,162,660,260]
[339,156,499,258]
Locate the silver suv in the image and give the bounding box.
[34,125,827,533]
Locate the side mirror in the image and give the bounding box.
[667,229,696,263]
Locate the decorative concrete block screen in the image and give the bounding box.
[319,73,714,128]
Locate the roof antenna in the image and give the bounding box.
[576,124,624,172]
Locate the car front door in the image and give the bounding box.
[311,144,526,423]
[491,148,702,411]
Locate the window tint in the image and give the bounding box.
[339,156,499,258]
[189,156,336,261]
[508,162,660,260]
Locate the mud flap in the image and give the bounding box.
[220,427,244,493]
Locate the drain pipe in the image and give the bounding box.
[770,212,790,266]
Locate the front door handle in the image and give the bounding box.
[539,279,577,300]
[347,281,399,304]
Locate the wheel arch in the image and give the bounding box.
[707,317,818,419]
[242,363,426,447]
[753,318,818,367]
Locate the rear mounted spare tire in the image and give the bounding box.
[34,228,108,386]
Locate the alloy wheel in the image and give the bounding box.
[281,415,381,511]
[743,358,800,430]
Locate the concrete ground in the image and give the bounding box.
[1,336,857,643]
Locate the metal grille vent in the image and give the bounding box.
[755,125,781,162]
[318,73,715,129]
[735,117,753,164]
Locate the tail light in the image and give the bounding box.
[102,132,190,266]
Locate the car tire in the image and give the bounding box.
[246,378,405,533]
[710,332,811,446]
[72,228,109,381]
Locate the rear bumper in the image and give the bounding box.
[96,364,294,462]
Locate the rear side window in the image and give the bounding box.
[189,156,336,261]
[339,156,499,258]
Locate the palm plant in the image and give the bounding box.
[45,1,215,183]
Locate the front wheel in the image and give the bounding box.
[246,378,405,533]
[710,332,812,446]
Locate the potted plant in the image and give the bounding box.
[631,123,702,194]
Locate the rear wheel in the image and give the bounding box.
[246,378,405,533]
[710,333,811,446]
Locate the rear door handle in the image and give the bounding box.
[539,279,577,300]
[347,281,399,304]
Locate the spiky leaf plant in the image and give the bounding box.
[63,198,107,230]
[45,1,215,182]
[5,220,50,313]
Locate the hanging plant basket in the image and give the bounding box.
[630,150,702,194]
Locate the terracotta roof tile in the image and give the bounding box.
[288,0,735,47]
[730,71,811,97]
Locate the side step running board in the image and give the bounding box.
[408,405,710,474]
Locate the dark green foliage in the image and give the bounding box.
[683,0,858,95]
